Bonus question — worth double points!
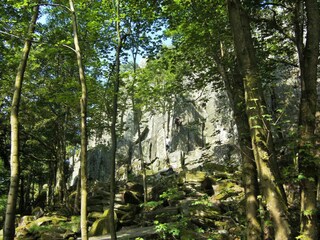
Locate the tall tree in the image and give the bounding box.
[124,0,163,205]
[4,1,40,239]
[109,0,123,238]
[294,0,320,238]
[227,0,291,239]
[69,0,88,239]
[161,1,262,238]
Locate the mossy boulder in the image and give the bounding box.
[31,207,44,219]
[18,215,36,227]
[214,181,243,201]
[88,211,104,219]
[88,218,111,237]
[15,215,70,240]
[88,209,118,237]
[185,171,206,182]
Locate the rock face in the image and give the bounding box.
[69,81,240,184]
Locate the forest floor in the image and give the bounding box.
[85,225,156,240]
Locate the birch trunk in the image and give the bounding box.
[4,2,40,239]
[69,0,88,239]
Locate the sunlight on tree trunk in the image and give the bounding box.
[69,0,88,239]
[218,60,262,239]
[294,0,320,239]
[227,0,291,239]
[4,2,40,240]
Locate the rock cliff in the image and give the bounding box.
[69,81,241,185]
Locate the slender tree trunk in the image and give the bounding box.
[19,175,25,214]
[74,168,81,214]
[227,0,291,239]
[294,0,320,239]
[131,50,148,204]
[54,154,65,204]
[214,39,261,239]
[54,122,67,204]
[217,58,262,239]
[48,161,54,207]
[69,0,88,239]
[25,174,31,211]
[109,1,122,239]
[4,3,39,239]
[137,118,147,204]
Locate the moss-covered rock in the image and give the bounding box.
[18,215,36,227]
[88,210,117,237]
[88,211,104,219]
[15,215,74,240]
[88,218,111,237]
[31,207,44,219]
[185,171,206,182]
[214,181,243,201]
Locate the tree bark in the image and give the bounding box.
[294,0,320,239]
[219,61,262,239]
[137,115,147,204]
[109,1,122,239]
[207,25,261,239]
[227,0,291,239]
[69,0,88,239]
[131,49,148,205]
[54,120,67,204]
[4,2,40,240]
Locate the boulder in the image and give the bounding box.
[214,181,243,201]
[200,177,215,196]
[88,218,111,237]
[126,182,144,194]
[31,207,44,219]
[88,210,118,237]
[15,215,68,240]
[185,171,206,182]
[18,216,36,227]
[123,191,143,205]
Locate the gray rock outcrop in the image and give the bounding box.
[70,81,241,184]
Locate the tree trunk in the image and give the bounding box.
[131,49,148,205]
[294,0,320,239]
[54,155,65,204]
[137,119,147,204]
[218,59,262,239]
[4,2,39,239]
[227,0,291,239]
[109,1,122,239]
[74,168,81,214]
[19,175,25,214]
[69,0,88,239]
[54,122,67,204]
[48,161,55,207]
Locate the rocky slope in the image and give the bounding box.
[4,82,247,240]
